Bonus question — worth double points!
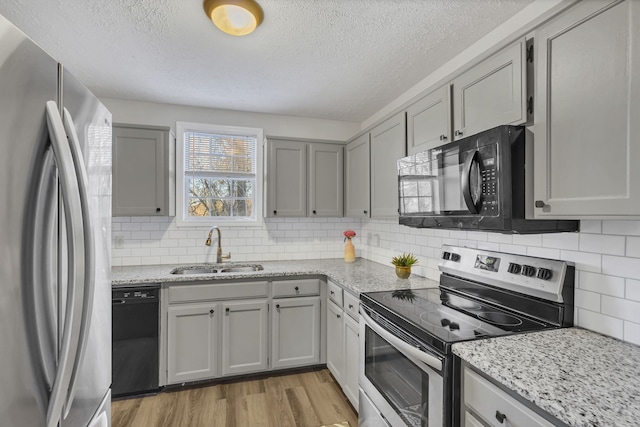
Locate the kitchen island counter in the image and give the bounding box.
[453,327,640,427]
[111,258,438,295]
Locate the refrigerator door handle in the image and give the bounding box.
[44,101,86,427]
[61,107,95,417]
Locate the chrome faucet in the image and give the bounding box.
[205,226,231,263]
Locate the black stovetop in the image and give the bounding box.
[360,287,552,354]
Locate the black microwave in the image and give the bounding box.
[397,125,579,234]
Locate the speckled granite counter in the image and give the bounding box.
[111,258,439,295]
[453,327,640,427]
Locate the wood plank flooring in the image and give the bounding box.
[112,368,358,427]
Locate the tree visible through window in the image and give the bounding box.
[177,123,262,224]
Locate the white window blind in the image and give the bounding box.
[178,124,262,223]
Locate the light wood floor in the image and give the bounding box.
[112,368,358,427]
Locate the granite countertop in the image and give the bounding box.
[453,327,640,427]
[111,258,439,295]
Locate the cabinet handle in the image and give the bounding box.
[455,129,463,137]
[495,410,506,423]
[294,286,299,291]
[225,307,230,314]
[337,314,341,319]
[363,210,368,215]
[209,309,214,314]
[273,210,277,215]
[276,304,280,309]
[313,210,317,214]
[156,207,161,212]
[330,290,334,295]
[535,200,546,208]
[348,304,353,309]
[439,134,447,141]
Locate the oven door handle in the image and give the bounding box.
[361,309,443,372]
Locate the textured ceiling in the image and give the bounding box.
[0,0,534,122]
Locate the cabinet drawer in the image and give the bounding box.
[343,291,359,320]
[168,281,269,304]
[464,367,554,427]
[328,281,343,306]
[272,279,320,298]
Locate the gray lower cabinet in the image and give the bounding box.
[370,112,406,218]
[221,299,269,376]
[326,283,360,411]
[112,123,175,216]
[167,302,219,384]
[462,364,556,427]
[451,38,527,140]
[271,296,321,369]
[345,133,371,218]
[326,300,345,383]
[533,0,640,218]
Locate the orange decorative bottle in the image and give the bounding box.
[344,238,356,263]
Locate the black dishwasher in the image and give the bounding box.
[112,285,160,397]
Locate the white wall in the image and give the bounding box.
[101,97,360,142]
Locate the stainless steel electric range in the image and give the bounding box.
[358,245,575,427]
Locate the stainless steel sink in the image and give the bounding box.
[219,265,264,273]
[170,264,263,275]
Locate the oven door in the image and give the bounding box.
[360,309,444,427]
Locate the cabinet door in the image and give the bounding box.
[308,143,344,217]
[266,139,306,217]
[112,125,171,216]
[326,301,345,383]
[370,112,406,217]
[167,303,218,384]
[534,0,640,218]
[452,39,527,140]
[343,314,360,411]
[271,297,321,369]
[221,299,268,376]
[345,133,371,218]
[406,85,452,155]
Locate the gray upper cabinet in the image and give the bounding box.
[406,84,452,155]
[452,39,527,140]
[266,139,307,217]
[345,133,371,218]
[112,124,175,216]
[534,0,640,218]
[266,139,343,217]
[370,112,406,218]
[308,143,344,217]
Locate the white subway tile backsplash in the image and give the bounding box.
[578,271,625,298]
[577,309,624,340]
[579,233,625,256]
[542,233,579,251]
[602,221,640,236]
[112,216,640,346]
[602,255,640,279]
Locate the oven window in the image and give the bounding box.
[364,326,431,427]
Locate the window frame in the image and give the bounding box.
[175,121,264,227]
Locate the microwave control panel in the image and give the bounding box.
[477,145,498,215]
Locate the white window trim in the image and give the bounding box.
[175,121,264,228]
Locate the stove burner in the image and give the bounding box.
[445,300,482,311]
[477,311,523,326]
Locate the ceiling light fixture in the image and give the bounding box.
[203,0,264,36]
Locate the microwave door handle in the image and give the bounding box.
[360,309,443,372]
[461,149,480,214]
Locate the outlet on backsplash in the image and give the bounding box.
[114,235,124,249]
[367,232,380,247]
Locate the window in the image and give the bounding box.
[176,122,263,226]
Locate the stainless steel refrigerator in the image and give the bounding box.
[0,13,112,427]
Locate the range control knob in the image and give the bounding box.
[449,322,460,331]
[441,318,451,327]
[537,268,553,280]
[507,263,522,274]
[442,251,451,260]
[521,265,536,277]
[450,253,461,262]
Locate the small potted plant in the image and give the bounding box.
[391,253,418,279]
